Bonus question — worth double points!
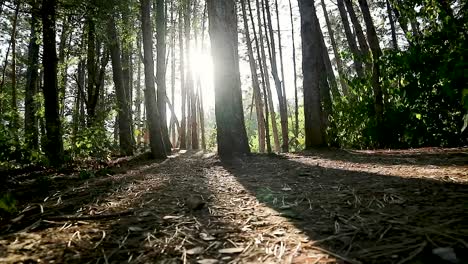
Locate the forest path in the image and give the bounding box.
[1,149,467,263]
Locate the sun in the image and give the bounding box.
[189,48,215,108]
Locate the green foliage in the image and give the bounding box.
[0,193,17,216]
[330,0,467,148]
[72,126,115,160]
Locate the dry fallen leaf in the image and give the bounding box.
[218,247,244,254]
[128,226,144,232]
[197,259,218,264]
[200,232,216,241]
[186,246,204,255]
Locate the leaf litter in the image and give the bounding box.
[0,148,467,263]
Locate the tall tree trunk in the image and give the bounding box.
[386,0,398,50]
[344,0,371,71]
[207,0,250,157]
[140,0,167,158]
[25,0,40,149]
[274,0,287,117]
[358,0,385,144]
[10,0,19,136]
[263,0,289,152]
[318,25,340,99]
[0,41,11,114]
[58,16,70,117]
[108,17,134,156]
[240,0,266,153]
[86,15,98,126]
[254,0,278,152]
[198,3,207,151]
[42,0,64,165]
[169,1,177,147]
[178,4,187,150]
[288,0,299,142]
[136,34,143,146]
[156,0,172,152]
[321,0,349,95]
[187,0,198,150]
[122,5,135,149]
[298,0,326,148]
[337,0,364,78]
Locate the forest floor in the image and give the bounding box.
[0,148,467,264]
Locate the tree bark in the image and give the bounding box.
[298,0,326,148]
[274,0,287,119]
[108,16,134,156]
[58,15,70,117]
[178,4,187,150]
[86,15,98,126]
[337,0,364,78]
[10,0,19,136]
[42,0,64,165]
[207,0,250,157]
[386,0,398,50]
[240,0,265,153]
[135,34,143,146]
[25,0,40,149]
[321,0,349,95]
[140,0,167,158]
[156,0,172,152]
[288,0,299,141]
[344,0,371,71]
[254,0,278,152]
[263,0,289,152]
[358,0,385,144]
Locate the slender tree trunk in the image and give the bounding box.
[298,0,326,148]
[0,41,11,114]
[321,0,349,95]
[72,59,85,147]
[255,0,278,152]
[386,0,398,50]
[198,3,207,151]
[288,0,299,142]
[263,0,289,152]
[178,4,187,150]
[337,0,364,78]
[344,0,371,71]
[25,0,40,149]
[318,25,340,99]
[58,16,70,117]
[86,15,98,126]
[108,17,134,156]
[121,6,135,149]
[169,1,177,147]
[274,0,287,116]
[42,0,64,165]
[136,34,143,146]
[207,0,250,157]
[140,0,167,158]
[187,0,199,150]
[156,0,172,152]
[241,0,266,153]
[10,0,19,136]
[358,0,385,144]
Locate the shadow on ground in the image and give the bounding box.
[221,152,468,263]
[0,150,467,264]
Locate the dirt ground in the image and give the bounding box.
[0,148,467,264]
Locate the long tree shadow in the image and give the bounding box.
[221,152,468,263]
[0,151,251,264]
[1,151,467,263]
[299,148,468,166]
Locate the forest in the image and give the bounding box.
[0,0,467,263]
